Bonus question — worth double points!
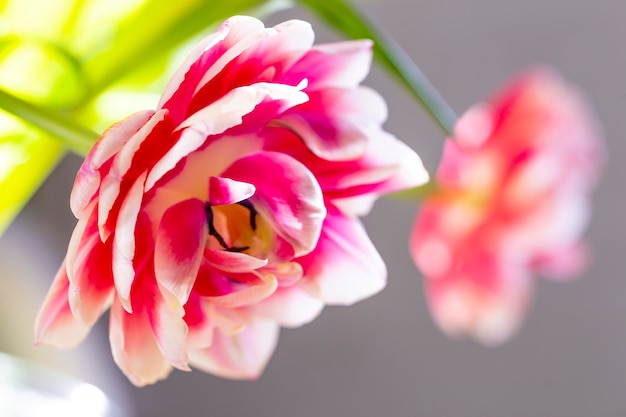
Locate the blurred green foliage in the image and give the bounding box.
[0,0,447,235]
[0,0,290,234]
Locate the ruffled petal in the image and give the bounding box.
[283,40,373,89]
[67,225,114,326]
[34,263,92,348]
[276,86,387,161]
[98,110,169,241]
[205,275,277,308]
[249,284,323,328]
[112,173,147,312]
[188,317,279,380]
[184,293,216,350]
[65,204,93,287]
[65,202,115,326]
[193,262,265,298]
[146,284,190,372]
[264,127,428,216]
[208,177,255,206]
[325,131,429,202]
[179,82,309,133]
[146,83,308,192]
[204,249,268,272]
[146,133,264,207]
[187,19,314,113]
[109,299,173,387]
[71,110,155,218]
[300,213,386,305]
[157,22,233,112]
[154,198,207,306]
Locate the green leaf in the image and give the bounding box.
[298,0,457,135]
[0,0,78,38]
[0,88,98,155]
[0,36,87,109]
[0,129,63,235]
[0,87,98,235]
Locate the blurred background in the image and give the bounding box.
[1,0,624,416]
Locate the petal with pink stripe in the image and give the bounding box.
[283,40,373,90]
[188,317,279,380]
[34,263,92,349]
[109,299,173,387]
[155,198,207,306]
[300,213,387,305]
[71,110,154,218]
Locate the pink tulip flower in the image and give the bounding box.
[35,16,428,386]
[410,69,603,344]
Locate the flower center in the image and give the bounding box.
[204,200,272,258]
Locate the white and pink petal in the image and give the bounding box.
[65,202,115,327]
[145,284,190,372]
[204,271,278,309]
[204,249,268,273]
[155,198,207,306]
[34,263,92,349]
[283,40,373,90]
[188,317,279,380]
[98,110,170,241]
[111,173,147,312]
[276,87,388,161]
[190,18,314,107]
[208,177,255,206]
[299,213,387,305]
[109,300,173,387]
[71,110,155,218]
[248,284,324,328]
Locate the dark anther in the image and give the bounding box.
[225,246,249,253]
[205,203,249,252]
[236,199,258,231]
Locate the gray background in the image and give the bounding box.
[1,0,625,416]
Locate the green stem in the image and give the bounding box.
[299,0,458,136]
[0,88,98,155]
[387,179,438,201]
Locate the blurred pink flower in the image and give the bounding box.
[410,69,603,344]
[35,16,427,386]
